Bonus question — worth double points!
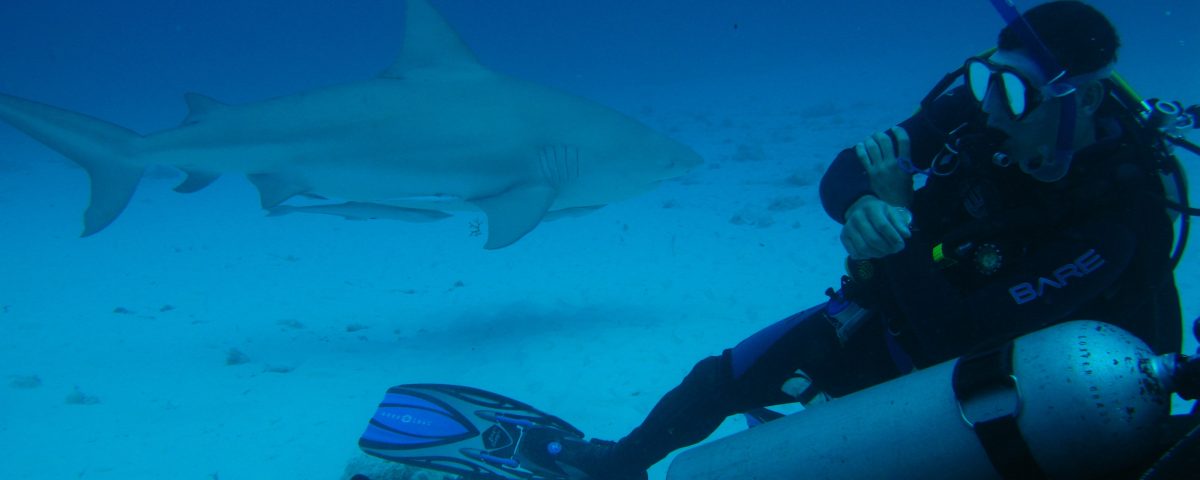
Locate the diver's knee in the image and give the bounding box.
[678,354,734,395]
[686,355,728,383]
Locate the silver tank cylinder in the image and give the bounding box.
[666,321,1173,479]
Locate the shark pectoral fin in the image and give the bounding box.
[246,173,306,209]
[471,184,556,249]
[174,169,220,193]
[83,163,145,237]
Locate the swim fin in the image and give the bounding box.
[358,383,586,480]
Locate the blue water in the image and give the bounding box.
[0,1,1197,479]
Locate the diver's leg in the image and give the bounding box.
[560,303,895,478]
[607,304,839,470]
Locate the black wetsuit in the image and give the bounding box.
[600,85,1183,474]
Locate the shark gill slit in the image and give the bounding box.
[557,145,568,186]
[540,145,572,189]
[538,147,553,187]
[570,146,580,181]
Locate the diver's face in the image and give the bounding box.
[979,50,1066,178]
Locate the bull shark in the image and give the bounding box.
[0,0,701,249]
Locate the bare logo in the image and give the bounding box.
[1009,249,1105,305]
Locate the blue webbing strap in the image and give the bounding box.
[988,0,1064,77]
[988,0,1078,179]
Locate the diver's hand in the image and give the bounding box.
[841,195,913,259]
[854,126,914,208]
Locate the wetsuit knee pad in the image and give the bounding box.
[728,307,845,397]
[682,354,736,398]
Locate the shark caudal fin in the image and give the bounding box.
[0,93,144,236]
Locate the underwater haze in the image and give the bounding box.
[1,1,1198,479]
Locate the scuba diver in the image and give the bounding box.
[546,1,1197,478]
[354,1,1200,479]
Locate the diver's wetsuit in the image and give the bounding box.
[597,86,1183,474]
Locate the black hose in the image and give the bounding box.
[1139,420,1200,480]
[1167,135,1200,157]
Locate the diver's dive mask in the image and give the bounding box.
[964,55,1077,122]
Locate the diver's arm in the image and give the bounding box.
[819,148,874,224]
[819,129,920,224]
[856,127,914,208]
[840,196,912,259]
[819,86,973,223]
[820,154,911,259]
[821,132,919,258]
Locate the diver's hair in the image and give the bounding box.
[998,0,1119,76]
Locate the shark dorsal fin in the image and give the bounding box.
[182,92,227,125]
[382,0,483,78]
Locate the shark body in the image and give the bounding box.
[0,0,701,248]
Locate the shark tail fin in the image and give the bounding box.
[0,93,144,236]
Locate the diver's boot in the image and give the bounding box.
[554,438,649,480]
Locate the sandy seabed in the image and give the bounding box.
[1,70,1197,480]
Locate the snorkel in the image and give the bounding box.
[988,0,1079,182]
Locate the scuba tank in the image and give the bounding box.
[667,320,1200,480]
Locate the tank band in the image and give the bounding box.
[952,342,1047,479]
